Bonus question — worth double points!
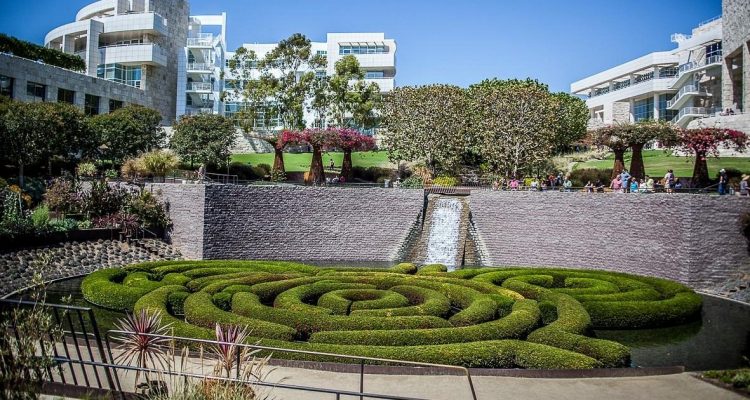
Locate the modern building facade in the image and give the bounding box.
[41,0,189,124]
[175,13,227,119]
[572,0,750,133]
[571,18,723,128]
[222,32,398,132]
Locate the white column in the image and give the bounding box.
[653,93,660,121]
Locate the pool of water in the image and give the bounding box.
[14,276,750,371]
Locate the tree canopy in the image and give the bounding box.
[87,104,163,163]
[170,114,237,169]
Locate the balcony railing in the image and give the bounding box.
[185,107,214,115]
[666,84,710,108]
[187,82,213,91]
[187,62,212,72]
[676,54,722,76]
[187,33,214,47]
[589,73,674,98]
[671,106,721,124]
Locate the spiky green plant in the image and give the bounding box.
[114,310,173,386]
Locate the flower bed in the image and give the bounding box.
[81,261,702,369]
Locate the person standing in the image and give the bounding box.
[740,175,749,196]
[611,177,622,193]
[719,168,728,195]
[664,169,675,193]
[645,175,654,193]
[563,177,573,192]
[630,177,639,194]
[620,169,631,193]
[197,163,206,183]
[329,158,335,171]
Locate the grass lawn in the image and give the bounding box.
[575,150,750,178]
[231,151,395,172]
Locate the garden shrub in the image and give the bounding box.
[431,176,459,187]
[84,261,702,369]
[569,168,612,187]
[400,176,424,189]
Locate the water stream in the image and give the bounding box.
[423,197,464,267]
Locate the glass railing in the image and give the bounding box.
[188,82,213,91]
[671,106,720,123]
[187,34,213,47]
[666,84,708,108]
[675,53,722,77]
[187,62,213,71]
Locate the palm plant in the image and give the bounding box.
[113,310,173,386]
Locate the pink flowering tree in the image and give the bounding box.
[285,129,340,184]
[675,128,747,186]
[335,128,376,181]
[269,131,297,181]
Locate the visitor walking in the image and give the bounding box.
[611,177,622,193]
[664,169,675,193]
[329,158,335,171]
[719,168,729,195]
[740,175,749,196]
[645,175,654,193]
[620,169,631,193]
[563,177,573,192]
[197,164,206,183]
[630,177,639,194]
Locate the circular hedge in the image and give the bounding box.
[81,261,702,369]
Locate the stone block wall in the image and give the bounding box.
[156,184,424,262]
[470,191,750,288]
[154,183,205,259]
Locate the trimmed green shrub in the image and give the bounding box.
[82,261,703,369]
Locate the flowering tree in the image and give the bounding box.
[335,128,376,180]
[674,128,747,186]
[284,129,339,184]
[623,120,677,180]
[589,124,629,179]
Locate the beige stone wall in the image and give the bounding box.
[721,0,750,112]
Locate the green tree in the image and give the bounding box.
[551,92,589,151]
[329,55,381,130]
[39,102,95,171]
[381,85,470,174]
[0,101,50,186]
[170,114,236,169]
[87,104,163,163]
[469,78,558,177]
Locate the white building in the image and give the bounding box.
[176,13,227,119]
[39,0,189,123]
[223,32,397,132]
[571,18,724,128]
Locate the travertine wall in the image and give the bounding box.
[156,184,750,288]
[470,191,750,288]
[722,0,750,112]
[156,184,424,262]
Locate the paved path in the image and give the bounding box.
[257,367,742,400]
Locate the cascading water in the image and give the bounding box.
[423,197,464,267]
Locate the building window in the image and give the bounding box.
[315,70,326,79]
[85,94,100,116]
[57,88,75,104]
[659,67,678,78]
[316,50,327,56]
[224,102,280,128]
[365,71,385,79]
[97,64,142,88]
[0,75,13,99]
[26,82,46,102]
[706,42,722,60]
[339,44,387,55]
[658,94,678,121]
[633,98,654,121]
[109,99,124,112]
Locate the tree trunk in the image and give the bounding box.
[692,151,710,187]
[611,149,625,180]
[272,147,286,180]
[342,150,353,181]
[629,143,646,180]
[18,163,24,188]
[308,146,325,184]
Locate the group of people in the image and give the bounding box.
[606,169,661,193]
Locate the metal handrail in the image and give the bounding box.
[107,330,478,400]
[51,358,428,400]
[667,84,709,108]
[187,62,213,71]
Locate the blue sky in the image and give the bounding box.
[0,0,721,92]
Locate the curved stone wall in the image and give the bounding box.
[470,191,750,289]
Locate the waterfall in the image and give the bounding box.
[423,197,464,267]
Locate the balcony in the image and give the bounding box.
[187,34,214,48]
[98,43,167,66]
[185,107,215,116]
[187,63,213,73]
[186,82,213,92]
[670,54,723,89]
[671,107,720,127]
[101,12,168,36]
[667,84,711,110]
